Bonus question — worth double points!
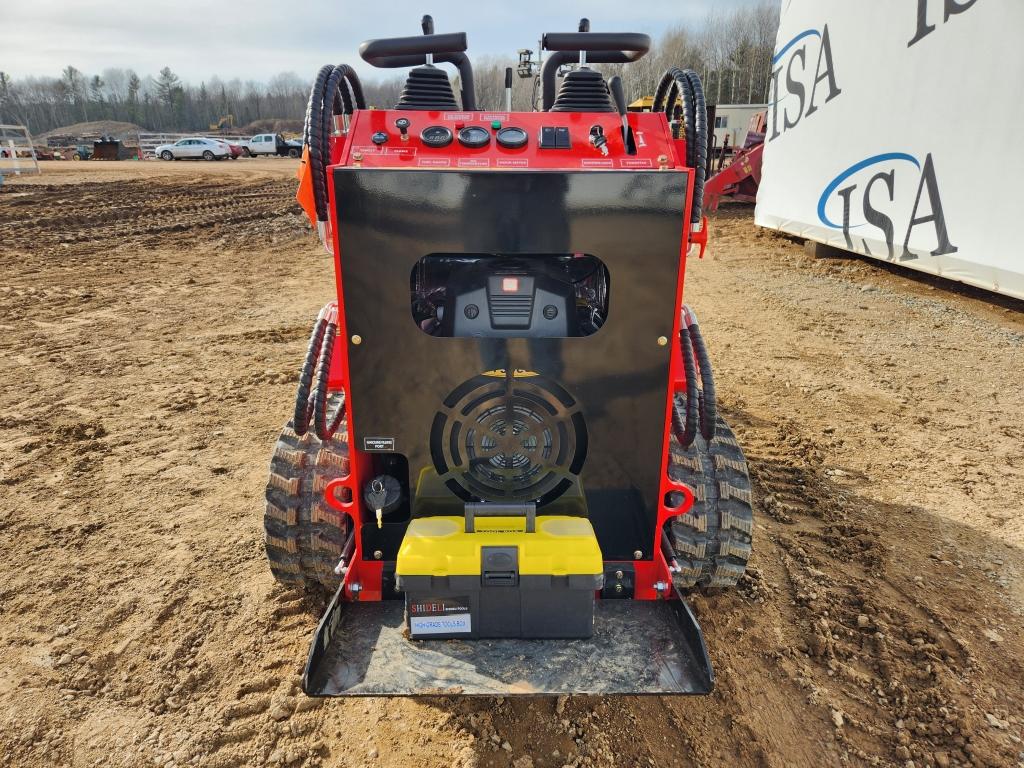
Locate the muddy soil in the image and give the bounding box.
[1,161,1022,768]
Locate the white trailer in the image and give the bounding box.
[712,104,766,150]
[755,0,1024,300]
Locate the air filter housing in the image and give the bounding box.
[396,65,459,110]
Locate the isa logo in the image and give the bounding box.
[817,153,957,261]
[909,0,979,47]
[768,24,842,141]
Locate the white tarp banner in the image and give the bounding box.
[755,0,1024,300]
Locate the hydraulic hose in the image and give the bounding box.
[690,325,717,441]
[677,327,700,448]
[653,68,708,224]
[305,64,366,224]
[683,308,717,442]
[304,65,334,225]
[682,70,708,225]
[293,315,329,435]
[312,320,346,441]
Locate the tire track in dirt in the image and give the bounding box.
[1,168,1022,768]
[0,176,303,261]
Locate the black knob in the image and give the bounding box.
[371,131,388,145]
[395,118,410,138]
[464,304,480,320]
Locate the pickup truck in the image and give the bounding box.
[243,133,302,158]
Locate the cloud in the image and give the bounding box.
[1,0,760,82]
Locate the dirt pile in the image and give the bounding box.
[242,119,304,137]
[37,121,146,140]
[0,165,1022,767]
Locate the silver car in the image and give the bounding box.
[156,137,230,161]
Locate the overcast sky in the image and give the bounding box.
[2,0,760,83]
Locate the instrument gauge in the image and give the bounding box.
[496,126,528,149]
[458,125,491,148]
[420,125,453,148]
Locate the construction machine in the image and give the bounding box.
[209,114,235,133]
[265,15,753,696]
[704,110,767,211]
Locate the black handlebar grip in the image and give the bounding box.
[421,14,434,35]
[359,32,468,63]
[578,18,590,33]
[542,32,650,55]
[504,67,513,88]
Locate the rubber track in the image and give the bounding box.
[263,419,351,591]
[668,406,754,589]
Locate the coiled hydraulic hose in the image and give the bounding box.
[304,64,366,225]
[653,68,708,225]
[691,329,716,441]
[293,314,329,435]
[683,307,717,442]
[675,327,700,448]
[293,304,345,439]
[312,320,346,441]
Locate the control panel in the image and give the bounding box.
[340,110,681,171]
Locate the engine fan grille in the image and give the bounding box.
[430,371,587,505]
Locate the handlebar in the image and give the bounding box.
[539,30,650,111]
[359,32,468,64]
[542,32,650,57]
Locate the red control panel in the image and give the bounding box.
[338,110,683,171]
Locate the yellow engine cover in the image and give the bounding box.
[396,516,603,578]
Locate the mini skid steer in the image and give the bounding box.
[264,16,754,696]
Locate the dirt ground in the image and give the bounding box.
[2,160,1023,768]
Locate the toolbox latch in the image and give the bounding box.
[464,502,536,533]
[481,546,519,588]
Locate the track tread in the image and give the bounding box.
[668,405,754,590]
[263,417,350,591]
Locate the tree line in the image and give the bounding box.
[0,2,778,136]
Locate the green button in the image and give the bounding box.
[491,120,502,130]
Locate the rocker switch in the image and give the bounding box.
[540,126,571,149]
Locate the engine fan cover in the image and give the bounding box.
[430,370,587,506]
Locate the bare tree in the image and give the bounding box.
[0,2,780,135]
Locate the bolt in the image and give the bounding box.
[614,583,623,594]
[373,550,383,560]
[633,550,643,560]
[657,153,669,168]
[353,152,363,162]
[657,335,668,346]
[654,581,669,595]
[614,570,624,580]
[351,334,362,345]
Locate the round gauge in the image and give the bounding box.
[458,125,491,149]
[496,126,528,149]
[420,125,453,148]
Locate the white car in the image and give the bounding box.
[156,137,230,161]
